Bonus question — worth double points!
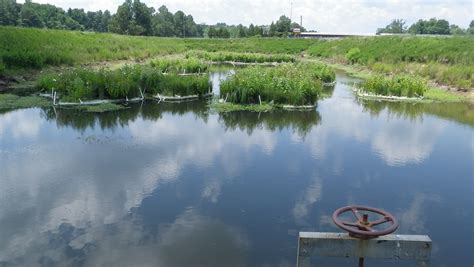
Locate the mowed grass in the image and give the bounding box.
[424,88,467,102]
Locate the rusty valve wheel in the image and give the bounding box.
[332,205,399,239]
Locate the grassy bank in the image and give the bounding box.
[307,36,474,90]
[0,26,317,72]
[0,94,50,109]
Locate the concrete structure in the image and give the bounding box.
[300,32,375,39]
[297,232,432,267]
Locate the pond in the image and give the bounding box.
[0,72,472,266]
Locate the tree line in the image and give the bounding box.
[377,18,474,35]
[0,0,303,38]
[3,1,470,37]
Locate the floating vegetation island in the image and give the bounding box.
[217,62,336,110]
[359,74,429,99]
[149,58,209,74]
[37,63,211,103]
[187,50,296,64]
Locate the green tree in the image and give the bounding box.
[152,5,174,37]
[468,20,474,35]
[67,8,87,27]
[207,26,216,38]
[132,0,153,35]
[237,24,247,37]
[19,1,43,28]
[269,22,276,36]
[274,15,291,37]
[0,0,20,26]
[291,22,306,32]
[173,10,185,37]
[109,0,132,34]
[449,24,465,35]
[248,23,255,36]
[184,15,198,37]
[408,18,450,35]
[377,19,407,34]
[214,27,230,38]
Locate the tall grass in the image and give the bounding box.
[308,36,474,65]
[187,50,296,63]
[361,74,429,97]
[0,26,317,71]
[150,58,208,73]
[220,63,334,105]
[36,65,210,101]
[308,36,474,89]
[310,62,336,83]
[369,61,473,89]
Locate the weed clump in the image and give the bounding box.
[150,58,209,73]
[187,50,296,63]
[346,48,362,64]
[220,63,334,105]
[361,74,429,97]
[36,65,211,102]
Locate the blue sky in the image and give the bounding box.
[20,0,473,33]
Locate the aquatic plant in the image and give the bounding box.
[0,94,51,109]
[220,63,331,105]
[361,74,429,97]
[36,65,211,101]
[309,62,336,83]
[149,58,209,73]
[187,50,296,63]
[151,75,210,96]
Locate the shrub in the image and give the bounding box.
[0,59,5,75]
[310,62,336,83]
[346,48,362,64]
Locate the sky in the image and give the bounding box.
[19,0,474,33]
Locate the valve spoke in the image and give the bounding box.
[370,216,390,226]
[351,207,362,221]
[342,221,359,227]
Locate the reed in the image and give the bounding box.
[220,63,334,105]
[361,74,429,97]
[187,50,296,63]
[149,58,209,73]
[36,65,210,101]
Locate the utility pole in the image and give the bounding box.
[183,16,185,38]
[300,15,302,28]
[290,1,293,22]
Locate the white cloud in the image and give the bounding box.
[18,0,473,33]
[293,174,323,225]
[0,109,42,139]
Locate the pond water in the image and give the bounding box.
[0,72,472,267]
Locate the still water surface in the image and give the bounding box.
[0,72,472,266]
